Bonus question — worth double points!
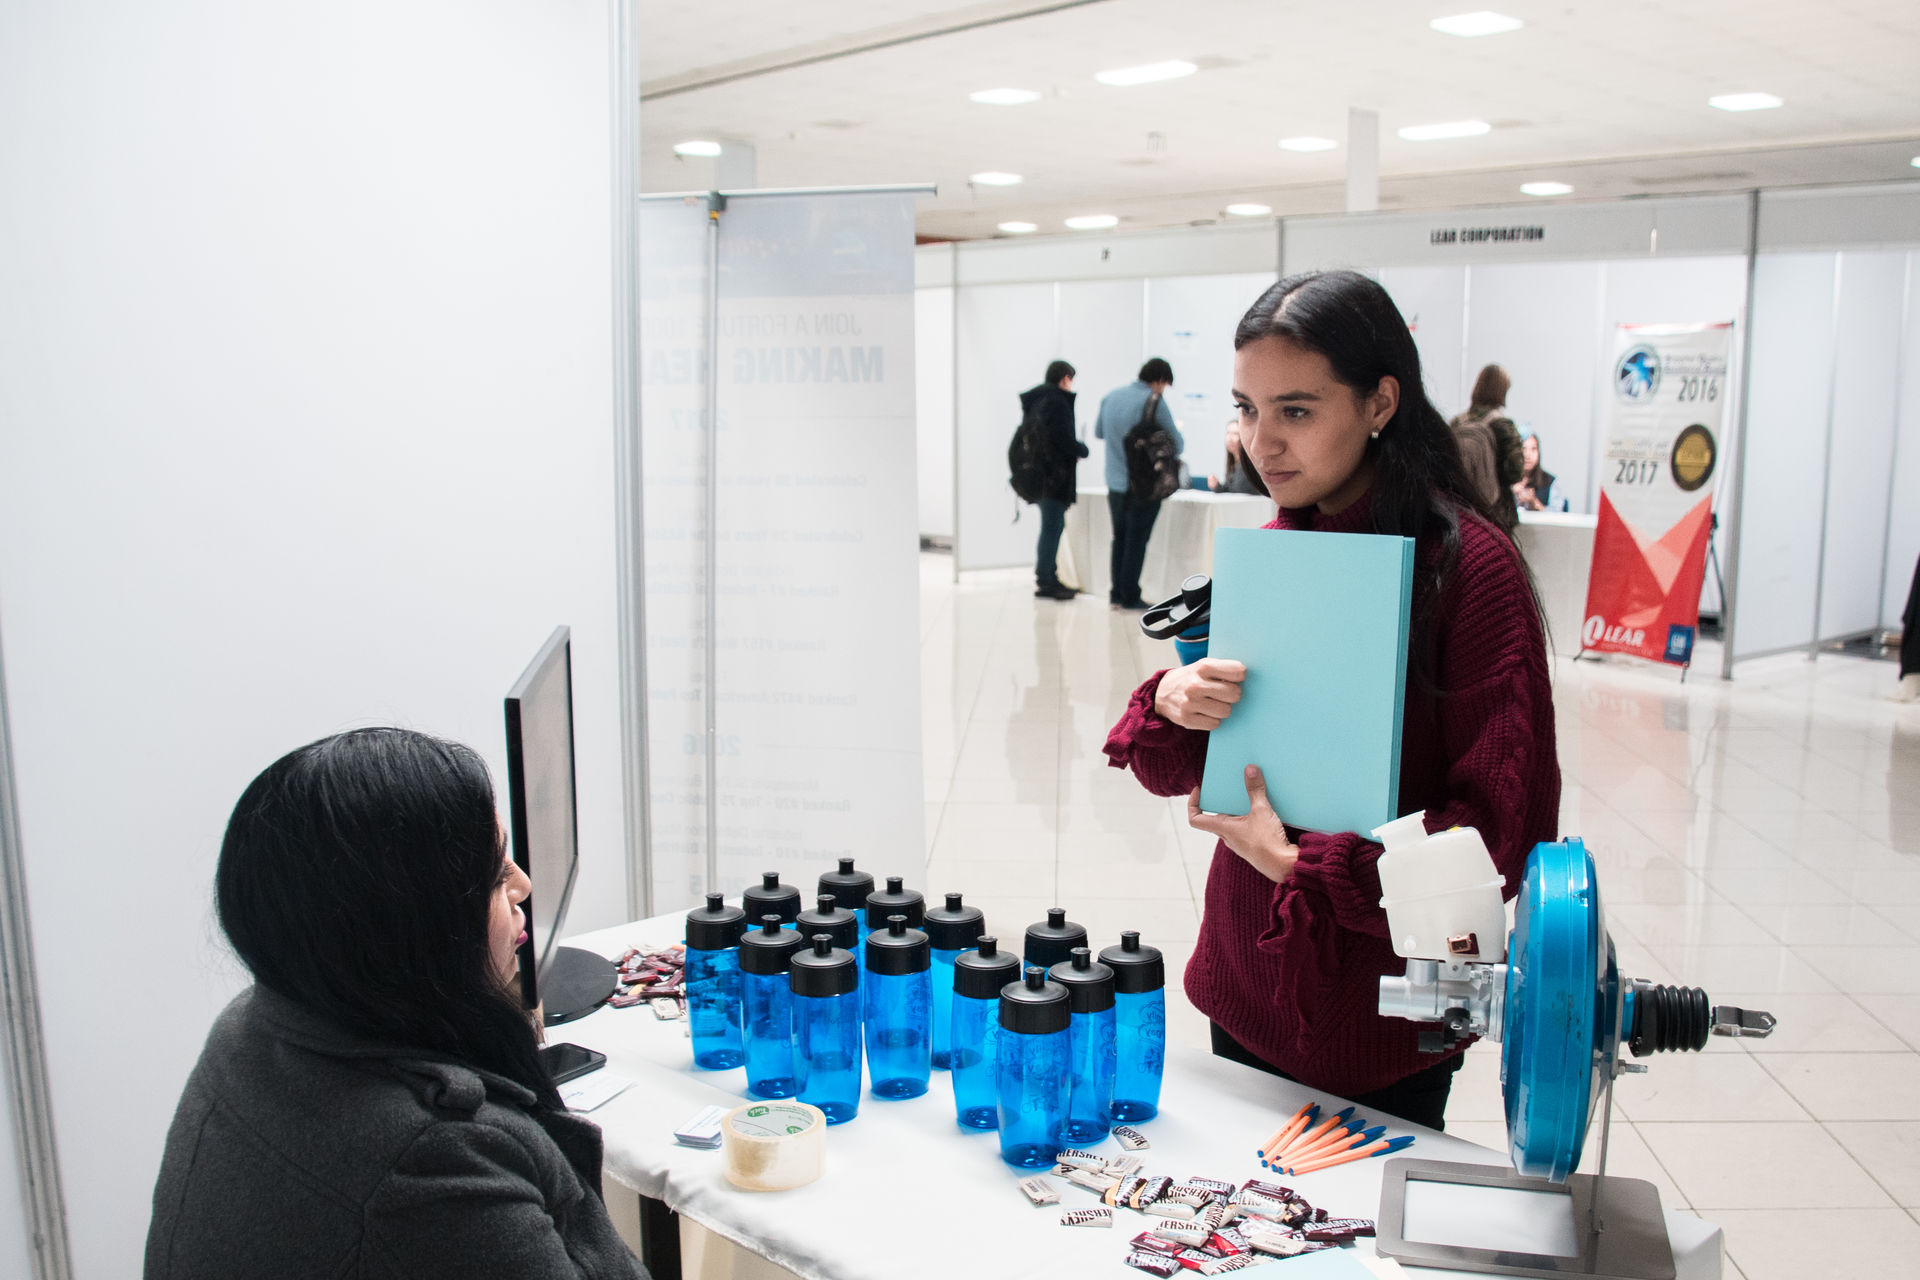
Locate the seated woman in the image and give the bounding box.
[146,727,646,1279]
[1514,432,1567,512]
[1207,419,1271,497]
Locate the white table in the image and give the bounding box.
[1515,510,1597,656]
[559,914,1721,1280]
[1058,487,1274,604]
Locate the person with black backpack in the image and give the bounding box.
[1012,359,1088,599]
[1094,357,1184,609]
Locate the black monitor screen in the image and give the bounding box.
[504,626,578,1009]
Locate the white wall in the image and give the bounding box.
[1735,253,1838,657]
[956,282,1058,570]
[0,4,621,1276]
[1885,255,1920,632]
[1821,252,1907,641]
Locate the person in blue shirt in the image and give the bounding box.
[1095,357,1184,608]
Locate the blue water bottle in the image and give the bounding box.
[788,934,861,1124]
[739,915,804,1099]
[1023,907,1088,970]
[862,914,931,1099]
[743,871,801,926]
[996,966,1071,1168]
[951,936,1020,1130]
[818,859,875,941]
[1049,947,1117,1143]
[684,892,746,1070]
[1101,931,1166,1122]
[796,893,859,952]
[864,876,924,938]
[923,892,986,1070]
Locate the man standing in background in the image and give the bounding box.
[1023,360,1087,600]
[1096,358,1182,609]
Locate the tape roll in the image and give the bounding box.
[720,1100,826,1191]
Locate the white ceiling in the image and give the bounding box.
[636,0,1920,239]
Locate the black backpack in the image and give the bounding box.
[1008,400,1051,504]
[1124,392,1181,503]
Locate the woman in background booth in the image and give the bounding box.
[146,728,646,1280]
[1207,418,1270,497]
[1514,432,1567,512]
[1448,365,1524,535]
[1104,270,1558,1130]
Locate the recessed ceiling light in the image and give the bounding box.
[970,87,1041,106]
[673,140,723,158]
[1520,181,1573,197]
[1065,214,1120,230]
[1708,92,1783,112]
[969,172,1023,187]
[1094,60,1196,87]
[1225,203,1273,217]
[1397,119,1492,141]
[1429,11,1524,37]
[1278,136,1339,152]
[997,221,1038,234]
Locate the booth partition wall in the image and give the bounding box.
[639,188,929,908]
[922,182,1920,676]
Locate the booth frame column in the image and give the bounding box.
[0,628,73,1280]
[1719,190,1761,679]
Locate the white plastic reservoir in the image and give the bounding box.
[1373,811,1508,963]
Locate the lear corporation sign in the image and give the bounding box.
[1428,224,1547,245]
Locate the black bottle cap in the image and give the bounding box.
[999,965,1070,1035]
[1023,907,1087,969]
[742,871,801,924]
[795,894,858,951]
[818,857,875,916]
[739,915,805,975]
[685,892,746,951]
[863,914,930,976]
[864,876,924,929]
[1048,947,1116,1014]
[954,936,1022,999]
[922,891,986,951]
[788,934,858,998]
[1099,931,1166,994]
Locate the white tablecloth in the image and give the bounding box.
[1515,510,1597,656]
[559,914,1720,1280]
[1059,487,1274,604]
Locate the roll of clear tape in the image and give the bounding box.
[720,1101,825,1191]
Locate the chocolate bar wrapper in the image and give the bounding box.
[1148,1219,1211,1249]
[1055,1149,1107,1170]
[1060,1208,1112,1228]
[1130,1233,1187,1259]
[1302,1217,1376,1242]
[1017,1176,1060,1207]
[1113,1125,1152,1150]
[1125,1251,1182,1278]
[1187,1178,1236,1196]
[1106,1155,1146,1179]
[1131,1175,1174,1210]
[1106,1176,1147,1208]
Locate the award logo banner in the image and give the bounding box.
[1582,322,1732,666]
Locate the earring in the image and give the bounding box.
[1370,429,1381,440]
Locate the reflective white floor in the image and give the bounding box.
[919,551,1920,1280]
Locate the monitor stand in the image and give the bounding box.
[541,946,619,1026]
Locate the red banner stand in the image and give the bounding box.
[1580,491,1714,671]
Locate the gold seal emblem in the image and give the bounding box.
[1671,424,1715,492]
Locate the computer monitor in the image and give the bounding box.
[504,625,615,1025]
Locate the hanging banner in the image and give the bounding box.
[1582,322,1732,666]
[640,192,925,907]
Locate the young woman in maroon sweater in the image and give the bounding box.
[1103,270,1559,1130]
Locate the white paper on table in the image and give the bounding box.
[562,1070,635,1113]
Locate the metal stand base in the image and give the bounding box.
[1376,1158,1676,1280]
[541,945,619,1026]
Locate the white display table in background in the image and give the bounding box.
[1515,511,1598,656]
[1058,487,1274,604]
[561,915,1721,1280]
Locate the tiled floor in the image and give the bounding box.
[917,552,1920,1280]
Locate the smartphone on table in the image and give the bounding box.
[539,1041,606,1085]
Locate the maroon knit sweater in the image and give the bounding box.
[1103,490,1559,1097]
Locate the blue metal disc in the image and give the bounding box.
[1502,838,1610,1181]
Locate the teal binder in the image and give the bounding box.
[1197,526,1416,835]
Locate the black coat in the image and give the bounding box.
[146,987,647,1280]
[1020,382,1088,504]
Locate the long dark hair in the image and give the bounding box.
[1233,270,1533,680]
[216,727,561,1110]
